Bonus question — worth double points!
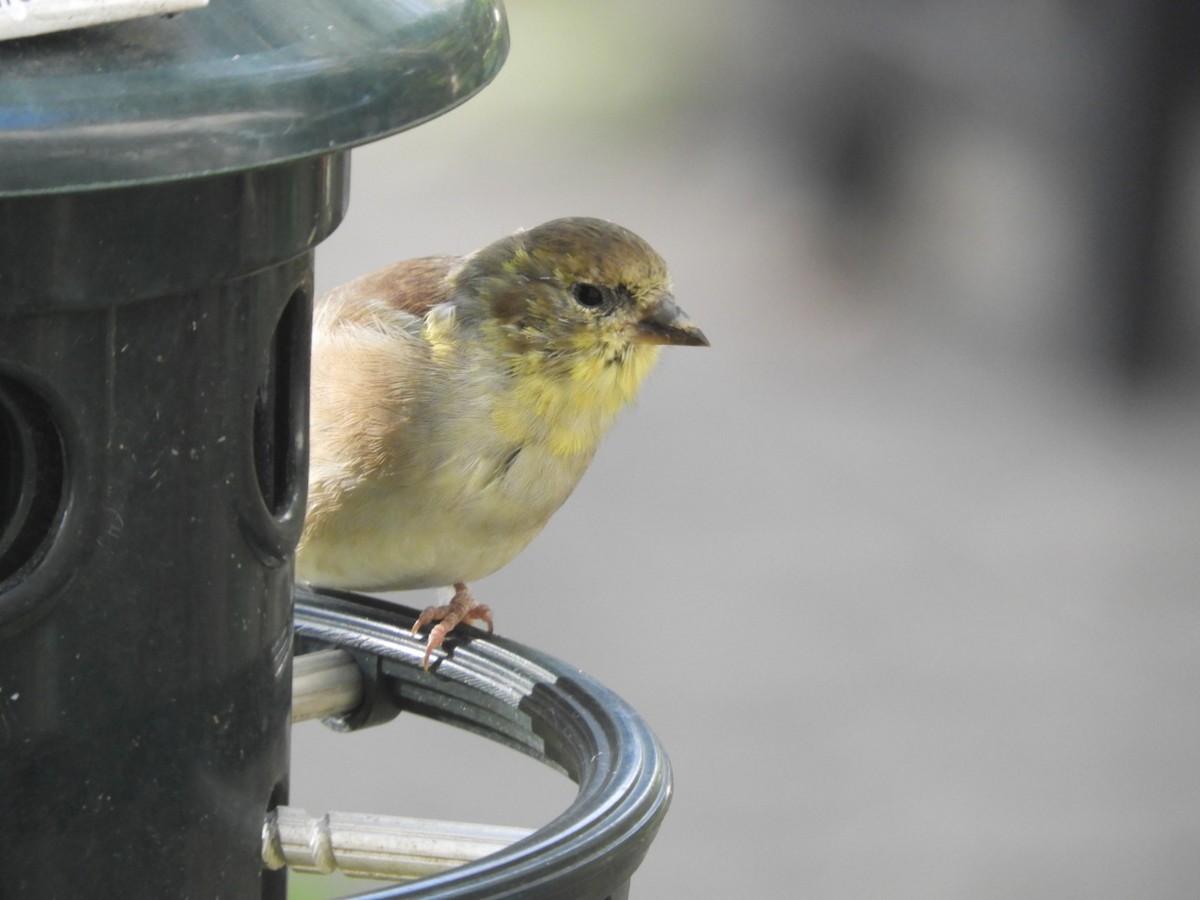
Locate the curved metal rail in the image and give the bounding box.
[284,587,673,899]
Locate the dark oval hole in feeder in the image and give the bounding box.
[0,374,66,588]
[254,287,308,518]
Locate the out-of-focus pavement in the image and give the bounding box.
[291,2,1200,897]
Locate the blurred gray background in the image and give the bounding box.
[290,1,1200,897]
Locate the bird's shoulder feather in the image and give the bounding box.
[316,255,461,327]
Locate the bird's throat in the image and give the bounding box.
[493,342,660,458]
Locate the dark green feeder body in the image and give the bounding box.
[0,3,507,896]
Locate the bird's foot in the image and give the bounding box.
[411,582,493,670]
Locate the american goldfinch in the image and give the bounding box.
[297,217,708,668]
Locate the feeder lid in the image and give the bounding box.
[0,0,508,197]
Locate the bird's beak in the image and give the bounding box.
[631,296,710,347]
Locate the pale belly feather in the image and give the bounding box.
[298,435,592,591]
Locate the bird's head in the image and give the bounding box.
[460,216,707,378]
[452,217,707,455]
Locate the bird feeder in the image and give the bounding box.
[0,1,670,897]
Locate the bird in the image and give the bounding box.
[296,217,708,668]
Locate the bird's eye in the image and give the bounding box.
[572,283,607,309]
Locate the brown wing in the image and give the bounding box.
[317,256,460,325]
[303,256,461,553]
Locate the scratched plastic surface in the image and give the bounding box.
[0,0,508,195]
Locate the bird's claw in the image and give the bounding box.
[411,582,493,670]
